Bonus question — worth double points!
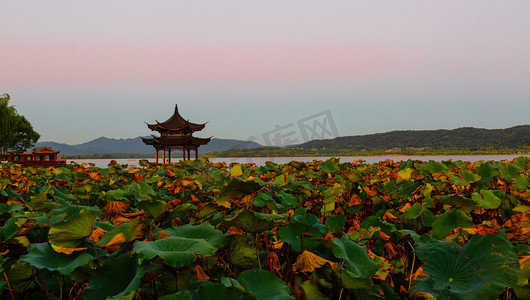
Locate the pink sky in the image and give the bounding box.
[1,1,530,144]
[2,38,405,87]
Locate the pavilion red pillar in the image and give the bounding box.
[162,148,166,164]
[187,149,191,160]
[155,150,158,164]
[168,149,171,164]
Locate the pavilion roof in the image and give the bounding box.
[146,105,206,132]
[142,135,211,147]
[31,147,60,154]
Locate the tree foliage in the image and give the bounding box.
[0,93,40,153]
[298,125,530,151]
[0,94,17,153]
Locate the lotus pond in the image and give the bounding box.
[1,157,530,299]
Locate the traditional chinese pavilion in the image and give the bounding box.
[142,105,211,163]
[1,147,66,167]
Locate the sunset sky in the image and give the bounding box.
[2,1,530,145]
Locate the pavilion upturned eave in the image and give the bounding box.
[146,105,206,132]
[146,122,206,132]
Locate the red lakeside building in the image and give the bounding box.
[1,147,66,167]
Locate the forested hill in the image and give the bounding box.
[297,125,530,151]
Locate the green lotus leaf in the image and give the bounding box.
[268,175,285,186]
[190,203,219,219]
[448,171,481,186]
[300,280,328,300]
[227,235,260,269]
[497,163,524,180]
[278,213,327,252]
[144,174,163,183]
[216,178,263,206]
[0,217,18,241]
[431,209,473,240]
[129,181,157,198]
[403,203,422,220]
[513,256,530,299]
[413,234,519,299]
[514,156,530,168]
[160,282,243,300]
[106,189,129,201]
[96,220,139,247]
[436,195,477,213]
[133,237,217,267]
[319,160,338,174]
[513,175,530,192]
[253,191,277,210]
[224,208,286,233]
[28,185,54,210]
[279,218,323,253]
[137,199,166,219]
[276,190,300,208]
[164,222,228,249]
[343,170,363,183]
[6,262,33,284]
[321,183,344,215]
[158,293,192,300]
[0,201,24,215]
[48,209,99,251]
[397,167,413,180]
[293,213,328,234]
[333,265,379,294]
[471,189,501,209]
[326,214,346,232]
[82,183,98,194]
[20,243,93,275]
[238,269,294,300]
[332,238,379,279]
[475,162,499,186]
[422,183,434,198]
[1,187,23,200]
[196,282,243,300]
[138,159,150,167]
[420,161,449,174]
[52,199,99,221]
[51,186,78,203]
[82,254,144,300]
[166,203,198,217]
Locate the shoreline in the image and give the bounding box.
[65,151,530,160]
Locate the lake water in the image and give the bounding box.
[68,155,530,169]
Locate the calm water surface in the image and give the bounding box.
[68,155,530,169]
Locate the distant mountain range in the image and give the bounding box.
[35,125,530,157]
[35,137,262,156]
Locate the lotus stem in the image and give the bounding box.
[257,233,262,269]
[3,272,14,300]
[407,241,416,291]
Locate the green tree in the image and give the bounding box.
[9,115,41,153]
[0,93,17,153]
[0,93,40,154]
